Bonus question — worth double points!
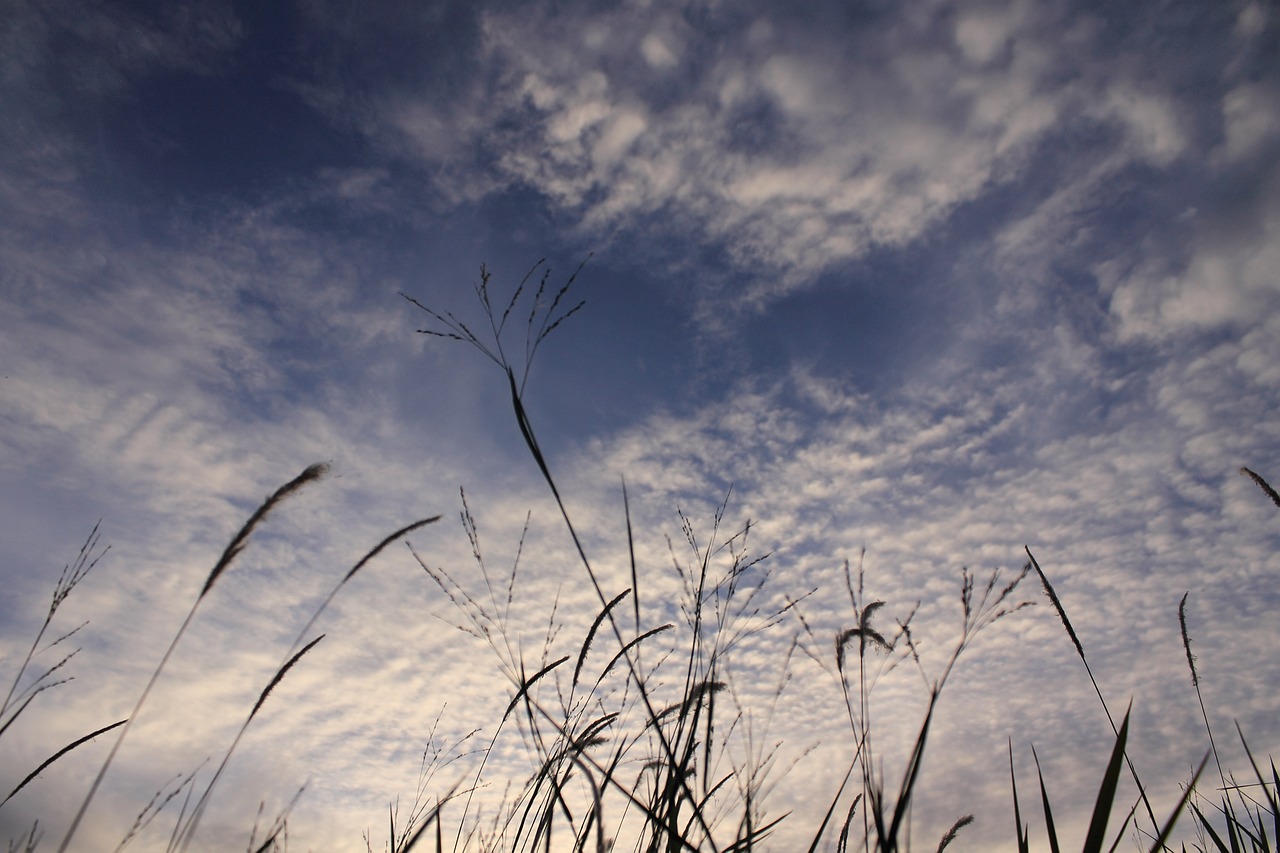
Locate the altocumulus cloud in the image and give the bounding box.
[1,0,1278,850]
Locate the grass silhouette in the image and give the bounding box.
[0,261,1274,851]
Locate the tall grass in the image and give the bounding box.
[1009,472,1280,853]
[404,261,1037,851]
[1,261,1274,851]
[1,468,438,851]
[402,261,1276,853]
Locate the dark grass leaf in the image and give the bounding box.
[722,811,789,852]
[1270,758,1279,846]
[806,763,856,853]
[1033,746,1062,853]
[623,480,641,634]
[1192,800,1232,853]
[1083,708,1131,853]
[1011,741,1030,853]
[877,690,939,849]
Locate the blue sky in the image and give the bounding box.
[2,0,1278,850]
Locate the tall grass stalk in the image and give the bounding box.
[0,524,128,818]
[55,462,329,853]
[407,262,798,851]
[170,515,441,852]
[1025,546,1162,839]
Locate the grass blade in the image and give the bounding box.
[1033,746,1062,853]
[1011,741,1030,853]
[1,719,127,807]
[1083,707,1131,853]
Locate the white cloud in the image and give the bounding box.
[1218,82,1280,164]
[360,0,1233,328]
[1235,1,1268,39]
[271,0,1278,381]
[640,32,679,70]
[954,2,1025,65]
[1097,84,1188,166]
[1105,187,1280,340]
[555,344,1279,849]
[4,1,1278,849]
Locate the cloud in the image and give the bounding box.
[1103,170,1280,341]
[552,338,1279,847]
[2,1,1277,849]
[1,0,241,96]
[328,0,1243,333]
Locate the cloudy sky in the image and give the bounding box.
[2,0,1278,850]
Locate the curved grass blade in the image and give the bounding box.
[1,719,126,807]
[58,464,327,853]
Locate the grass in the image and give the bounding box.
[0,260,1275,851]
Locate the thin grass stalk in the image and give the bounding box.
[112,768,203,853]
[172,636,326,852]
[1104,796,1140,853]
[0,528,121,811]
[1026,546,1161,837]
[402,784,460,853]
[417,268,796,850]
[568,754,607,853]
[412,267,721,847]
[56,463,327,853]
[1180,593,1227,790]
[287,516,440,657]
[174,515,438,851]
[1141,753,1208,850]
[1234,726,1280,835]
[807,763,857,853]
[507,372,721,850]
[1,523,106,718]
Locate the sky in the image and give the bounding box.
[1,0,1278,850]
